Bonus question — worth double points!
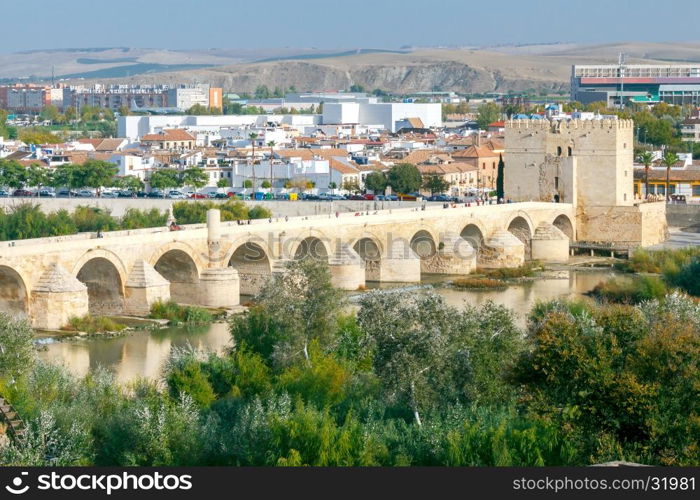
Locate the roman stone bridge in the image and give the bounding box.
[0,202,575,330]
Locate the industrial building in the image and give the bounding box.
[571,64,700,106]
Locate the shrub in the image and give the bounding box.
[665,256,700,296]
[480,261,541,279]
[71,206,119,232]
[149,301,213,324]
[452,277,506,289]
[65,316,126,334]
[120,208,168,229]
[590,276,667,304]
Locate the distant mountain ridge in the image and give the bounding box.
[2,42,699,94]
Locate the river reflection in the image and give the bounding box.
[38,269,616,383]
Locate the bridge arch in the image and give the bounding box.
[153,248,201,304]
[410,230,437,274]
[0,265,29,319]
[228,240,273,297]
[459,222,486,253]
[293,236,331,262]
[507,215,533,259]
[553,214,574,240]
[75,256,125,315]
[352,235,383,282]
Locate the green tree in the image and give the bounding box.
[261,180,272,189]
[148,169,181,195]
[78,160,118,196]
[186,104,210,115]
[349,84,366,93]
[476,102,502,130]
[364,171,387,194]
[39,105,60,123]
[49,164,81,193]
[181,168,208,194]
[387,163,422,195]
[25,165,50,194]
[422,174,449,195]
[0,159,28,189]
[496,154,505,200]
[216,178,229,189]
[0,314,36,382]
[637,151,654,199]
[254,85,271,99]
[242,179,253,189]
[114,175,144,193]
[232,259,344,368]
[266,140,276,190]
[341,179,360,194]
[661,150,679,201]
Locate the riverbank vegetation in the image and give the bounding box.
[1,260,698,466]
[479,261,541,279]
[149,301,214,325]
[64,316,127,334]
[451,277,506,289]
[0,201,271,241]
[595,247,700,302]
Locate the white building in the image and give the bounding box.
[322,102,442,132]
[118,114,322,141]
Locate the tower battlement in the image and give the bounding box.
[506,118,634,132]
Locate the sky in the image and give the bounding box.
[3,0,700,53]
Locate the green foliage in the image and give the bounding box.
[452,277,506,289]
[665,256,700,296]
[235,259,345,368]
[590,276,668,304]
[149,301,213,324]
[66,316,126,334]
[422,174,449,195]
[165,348,217,407]
[620,247,700,275]
[0,314,35,381]
[119,208,168,230]
[148,169,181,192]
[496,154,505,199]
[71,206,119,232]
[516,296,700,465]
[476,102,502,130]
[387,163,422,195]
[480,261,540,279]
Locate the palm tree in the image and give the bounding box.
[637,151,654,200]
[248,132,259,190]
[267,140,276,193]
[661,150,679,201]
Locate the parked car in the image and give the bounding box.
[118,190,134,198]
[328,194,346,200]
[189,192,207,199]
[274,193,290,200]
[427,194,452,202]
[38,189,56,197]
[167,190,187,199]
[212,192,228,199]
[12,189,33,197]
[385,194,399,201]
[0,189,9,197]
[147,190,164,198]
[347,194,364,200]
[135,191,148,198]
[318,193,332,201]
[101,191,119,198]
[362,193,375,200]
[78,190,94,198]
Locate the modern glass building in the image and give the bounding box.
[571,64,700,106]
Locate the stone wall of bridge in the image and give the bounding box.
[0,202,577,330]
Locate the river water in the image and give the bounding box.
[37,269,617,384]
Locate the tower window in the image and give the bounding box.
[557,146,562,156]
[568,146,572,156]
